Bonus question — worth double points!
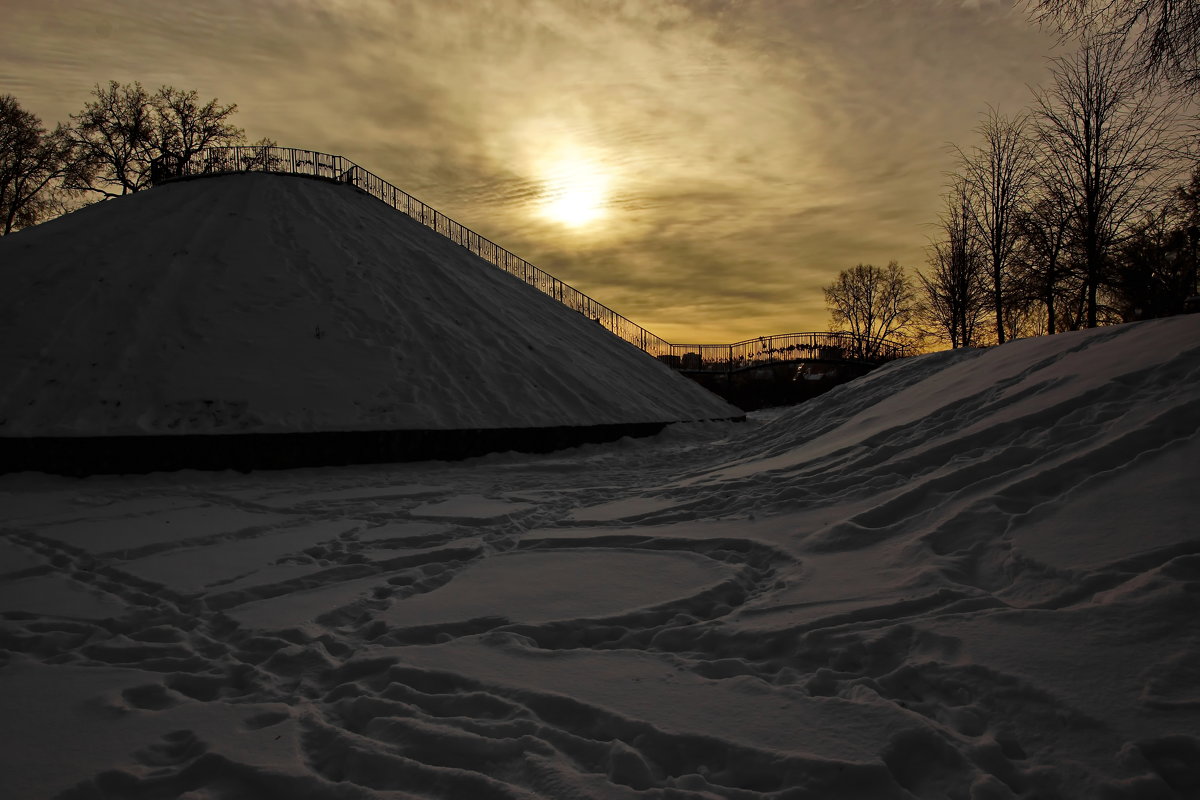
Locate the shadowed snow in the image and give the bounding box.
[1,315,1198,798]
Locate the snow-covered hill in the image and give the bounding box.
[0,173,738,438]
[1,313,1198,798]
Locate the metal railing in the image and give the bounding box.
[662,331,909,373]
[150,146,906,371]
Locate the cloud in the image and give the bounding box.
[2,0,1059,340]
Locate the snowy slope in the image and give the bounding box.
[1,316,1198,799]
[0,173,738,436]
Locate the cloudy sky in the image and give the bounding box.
[2,0,1061,342]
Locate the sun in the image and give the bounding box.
[539,156,611,228]
[544,185,606,227]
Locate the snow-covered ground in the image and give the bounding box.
[2,315,1199,799]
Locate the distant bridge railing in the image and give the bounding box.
[150,146,906,370]
[662,331,909,373]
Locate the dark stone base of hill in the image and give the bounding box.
[0,420,742,476]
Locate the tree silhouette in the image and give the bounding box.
[68,81,243,198]
[1031,37,1181,328]
[953,108,1038,344]
[0,95,75,235]
[920,181,990,348]
[1011,186,1075,335]
[151,86,243,165]
[824,262,917,359]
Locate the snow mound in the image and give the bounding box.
[0,173,738,437]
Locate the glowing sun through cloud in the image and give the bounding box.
[539,156,611,228]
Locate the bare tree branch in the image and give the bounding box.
[1026,0,1200,91]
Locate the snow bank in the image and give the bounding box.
[1,315,1198,798]
[0,173,738,438]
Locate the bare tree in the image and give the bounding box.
[0,95,75,235]
[69,81,244,198]
[954,107,1038,344]
[919,182,991,348]
[1027,0,1200,90]
[824,261,918,359]
[151,86,243,165]
[1031,36,1182,328]
[1012,185,1075,335]
[68,81,156,197]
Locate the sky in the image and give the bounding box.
[0,0,1062,343]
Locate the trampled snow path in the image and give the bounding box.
[2,317,1199,798]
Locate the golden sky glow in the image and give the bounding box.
[0,0,1060,342]
[538,150,612,228]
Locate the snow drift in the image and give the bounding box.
[1,315,1198,799]
[0,173,738,440]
